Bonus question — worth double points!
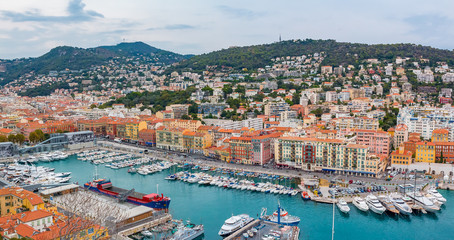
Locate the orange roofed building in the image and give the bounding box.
[0,187,45,216]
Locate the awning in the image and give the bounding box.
[322,168,336,172]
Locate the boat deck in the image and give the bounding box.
[224,219,299,240]
[106,186,146,199]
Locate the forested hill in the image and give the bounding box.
[170,39,454,72]
[0,42,191,85]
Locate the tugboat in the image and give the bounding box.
[260,203,300,226]
[84,178,170,210]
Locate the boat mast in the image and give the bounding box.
[403,167,407,195]
[332,194,335,240]
[413,170,417,204]
[277,204,281,224]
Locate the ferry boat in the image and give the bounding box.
[260,204,300,226]
[218,214,254,237]
[84,179,170,210]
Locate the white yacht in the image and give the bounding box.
[365,194,386,214]
[337,198,350,214]
[169,222,204,240]
[406,192,440,213]
[352,197,369,212]
[218,214,254,237]
[389,193,412,215]
[427,188,447,204]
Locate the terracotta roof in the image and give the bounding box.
[0,187,43,205]
[0,128,13,134]
[433,129,449,134]
[14,223,36,237]
[16,209,52,223]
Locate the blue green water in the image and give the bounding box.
[39,155,454,240]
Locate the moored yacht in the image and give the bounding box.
[427,188,447,204]
[365,194,386,214]
[218,214,254,237]
[352,197,369,212]
[378,195,399,214]
[389,193,412,215]
[336,198,350,214]
[170,221,204,240]
[406,192,440,213]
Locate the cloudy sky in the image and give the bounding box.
[1,0,454,59]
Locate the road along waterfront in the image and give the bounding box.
[37,154,454,240]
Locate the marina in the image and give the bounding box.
[30,153,454,240]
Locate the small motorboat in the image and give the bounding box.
[301,191,311,200]
[337,198,350,214]
[141,230,152,237]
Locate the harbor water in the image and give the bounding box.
[39,155,454,240]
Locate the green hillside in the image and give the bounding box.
[0,42,190,85]
[170,39,454,73]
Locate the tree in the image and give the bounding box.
[201,86,214,96]
[222,84,233,97]
[440,151,445,164]
[181,114,191,120]
[0,135,7,142]
[292,91,300,106]
[90,104,97,109]
[235,85,246,95]
[34,129,45,142]
[188,103,198,114]
[310,108,324,118]
[15,134,25,145]
[52,190,127,240]
[7,134,16,143]
[29,132,38,143]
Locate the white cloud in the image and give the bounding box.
[1,0,454,59]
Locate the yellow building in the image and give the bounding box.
[0,187,45,216]
[156,126,185,151]
[415,141,435,163]
[391,147,412,165]
[431,129,449,142]
[125,120,147,141]
[183,130,212,153]
[204,146,230,162]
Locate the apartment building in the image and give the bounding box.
[264,102,290,116]
[415,141,436,163]
[336,117,379,130]
[354,129,391,155]
[391,147,412,165]
[397,107,454,140]
[156,126,185,151]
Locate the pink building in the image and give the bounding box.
[354,129,391,155]
[251,134,272,165]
